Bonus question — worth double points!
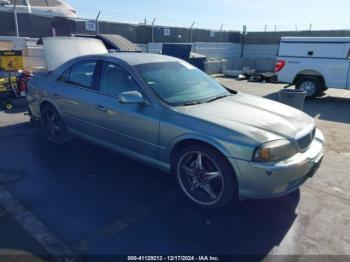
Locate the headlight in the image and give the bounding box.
[253,139,297,162]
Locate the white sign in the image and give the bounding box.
[164,28,171,36]
[85,21,97,32]
[210,31,215,37]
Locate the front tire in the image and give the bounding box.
[296,76,323,99]
[173,144,238,209]
[41,104,71,144]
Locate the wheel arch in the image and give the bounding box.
[39,100,57,112]
[40,100,60,115]
[293,70,326,88]
[169,136,236,176]
[169,136,239,202]
[170,136,231,162]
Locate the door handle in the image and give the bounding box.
[96,105,107,112]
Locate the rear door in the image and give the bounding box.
[90,60,162,160]
[53,59,101,136]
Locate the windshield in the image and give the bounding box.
[135,61,230,106]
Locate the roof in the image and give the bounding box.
[281,37,350,43]
[108,52,183,66]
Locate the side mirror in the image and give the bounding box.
[0,0,11,6]
[118,91,148,105]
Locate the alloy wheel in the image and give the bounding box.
[176,151,224,206]
[43,110,62,142]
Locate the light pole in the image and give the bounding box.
[95,11,101,35]
[219,24,223,42]
[240,25,247,58]
[13,0,19,37]
[190,21,195,42]
[151,17,157,43]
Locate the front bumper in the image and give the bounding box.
[229,129,325,200]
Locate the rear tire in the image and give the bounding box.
[41,104,71,145]
[173,144,238,209]
[295,76,323,99]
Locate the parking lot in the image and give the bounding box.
[0,78,350,260]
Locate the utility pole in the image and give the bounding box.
[95,11,101,35]
[309,23,312,36]
[240,25,247,58]
[264,25,267,32]
[13,0,19,37]
[151,17,157,43]
[190,21,195,42]
[219,24,223,42]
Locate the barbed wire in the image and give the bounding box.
[1,8,350,32]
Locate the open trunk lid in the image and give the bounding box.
[42,36,108,71]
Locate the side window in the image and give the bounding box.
[99,62,140,96]
[57,60,97,89]
[57,67,71,83]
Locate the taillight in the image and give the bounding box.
[275,60,286,72]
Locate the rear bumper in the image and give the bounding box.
[229,129,325,200]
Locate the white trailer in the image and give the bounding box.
[276,37,350,98]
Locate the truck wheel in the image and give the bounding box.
[296,76,323,99]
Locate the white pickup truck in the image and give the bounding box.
[276,37,350,98]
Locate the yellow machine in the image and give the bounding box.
[0,74,19,110]
[0,75,17,91]
[0,50,24,110]
[0,50,24,71]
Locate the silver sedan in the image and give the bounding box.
[27,53,325,209]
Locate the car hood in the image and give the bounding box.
[177,92,315,144]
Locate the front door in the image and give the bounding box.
[91,61,162,160]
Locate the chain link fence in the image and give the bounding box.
[2,9,350,45]
[0,10,241,43]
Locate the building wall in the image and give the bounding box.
[242,44,279,59]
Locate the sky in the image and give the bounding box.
[68,0,350,31]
